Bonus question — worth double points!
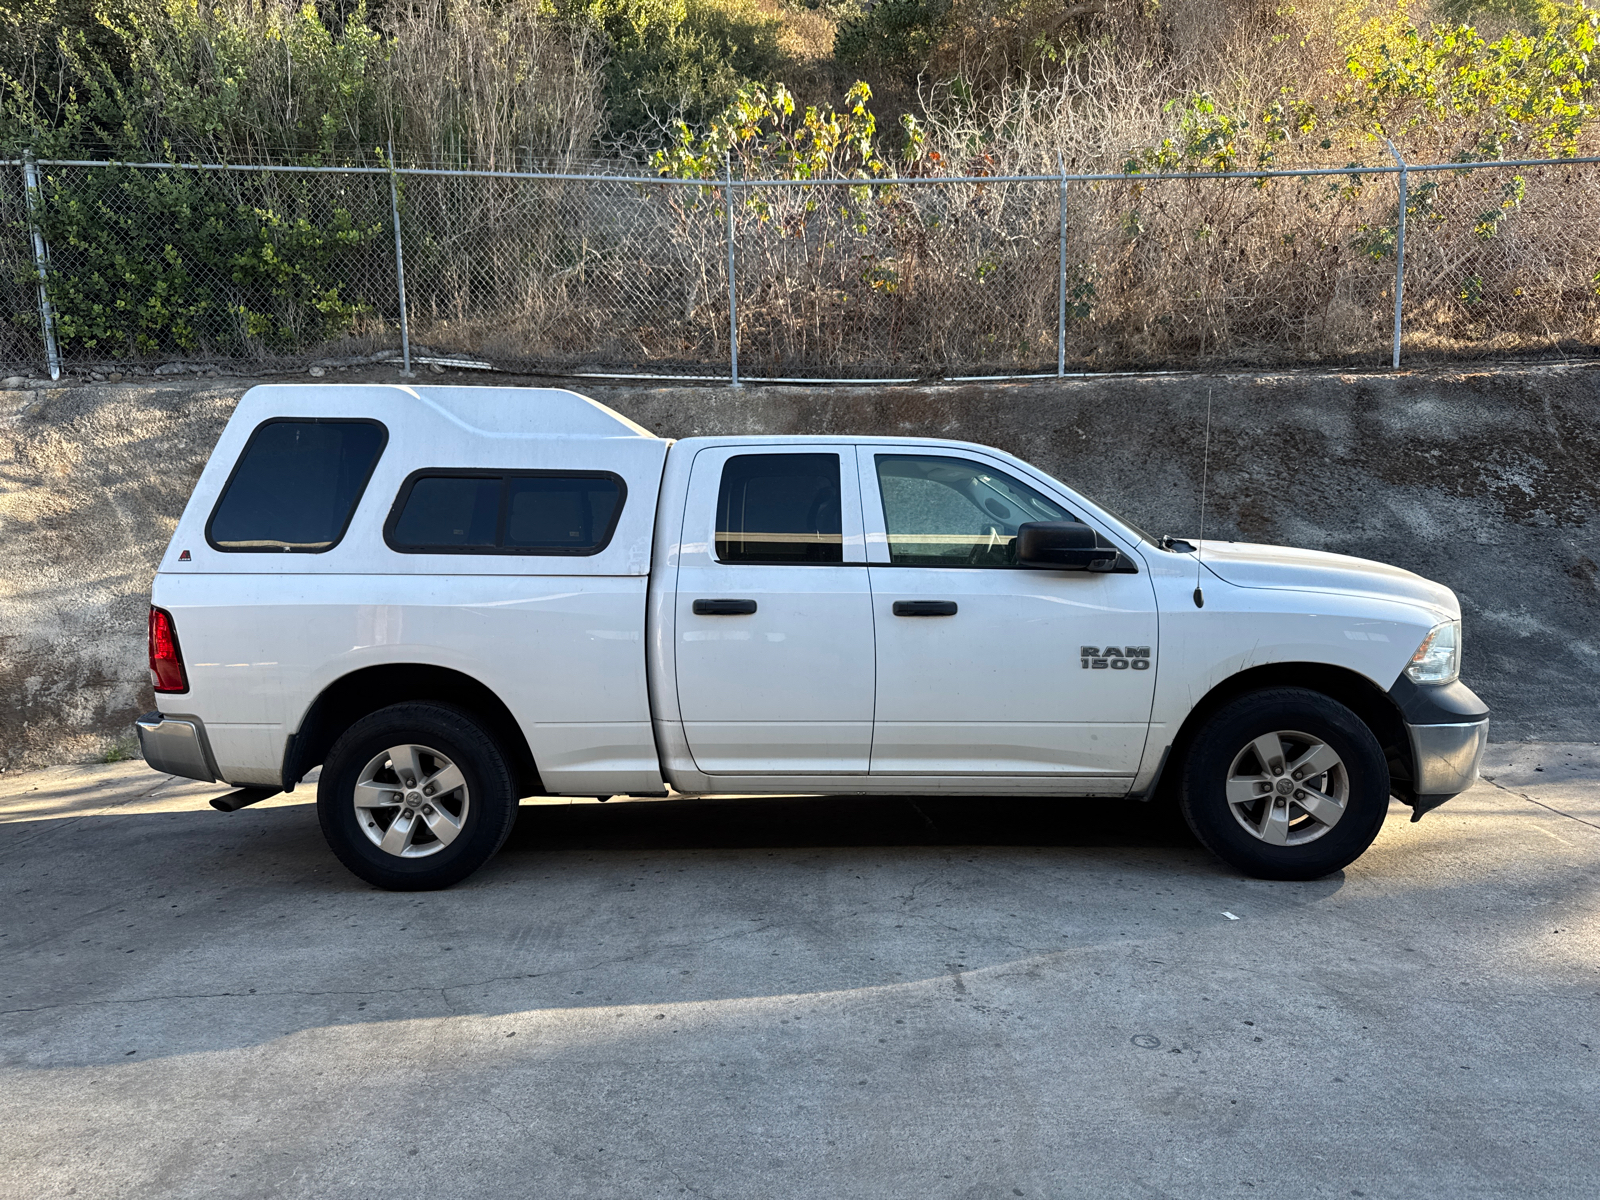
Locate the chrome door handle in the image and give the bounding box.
[892,600,957,616]
[693,598,758,615]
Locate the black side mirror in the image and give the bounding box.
[1015,521,1137,572]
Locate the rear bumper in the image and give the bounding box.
[135,711,218,783]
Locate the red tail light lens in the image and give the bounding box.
[148,607,189,693]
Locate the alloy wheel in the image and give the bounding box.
[353,743,471,858]
[1224,730,1349,846]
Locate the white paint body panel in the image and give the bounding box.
[150,389,1465,804]
[157,572,660,792]
[1129,548,1455,793]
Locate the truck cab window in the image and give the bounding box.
[876,454,1074,567]
[207,418,386,552]
[716,453,843,564]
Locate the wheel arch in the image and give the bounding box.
[1160,663,1415,803]
[283,664,544,798]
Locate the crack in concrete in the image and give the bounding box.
[1481,774,1600,834]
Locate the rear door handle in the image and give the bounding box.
[692,598,758,615]
[892,600,958,617]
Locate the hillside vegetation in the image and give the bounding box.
[0,0,1596,373]
[2,0,1596,168]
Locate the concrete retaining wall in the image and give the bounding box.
[3,364,1596,771]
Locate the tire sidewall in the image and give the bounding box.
[1181,688,1390,881]
[318,704,515,890]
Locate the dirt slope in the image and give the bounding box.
[2,363,1595,771]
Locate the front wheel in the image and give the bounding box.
[1180,688,1390,881]
[318,702,519,890]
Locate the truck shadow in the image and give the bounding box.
[3,785,1381,1072]
[506,792,1201,856]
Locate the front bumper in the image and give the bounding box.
[135,711,218,783]
[1406,719,1488,816]
[1388,677,1490,820]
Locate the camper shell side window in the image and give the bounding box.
[383,469,627,556]
[206,417,388,553]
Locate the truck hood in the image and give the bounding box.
[1195,541,1459,616]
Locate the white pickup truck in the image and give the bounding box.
[136,385,1487,889]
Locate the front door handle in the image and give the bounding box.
[892,600,958,617]
[693,598,758,615]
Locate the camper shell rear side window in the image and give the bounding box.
[206,418,388,553]
[384,469,627,556]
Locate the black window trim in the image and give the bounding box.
[205,416,389,555]
[383,467,629,557]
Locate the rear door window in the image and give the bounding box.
[207,419,387,552]
[715,453,843,564]
[386,471,625,555]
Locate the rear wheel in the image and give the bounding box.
[1180,688,1389,880]
[319,702,519,890]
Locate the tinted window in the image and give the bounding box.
[876,454,1075,567]
[716,453,842,564]
[386,471,625,555]
[505,476,623,550]
[207,419,386,552]
[390,477,500,548]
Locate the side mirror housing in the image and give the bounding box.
[1015,521,1137,573]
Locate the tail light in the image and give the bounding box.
[148,607,189,694]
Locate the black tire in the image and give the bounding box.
[318,702,519,890]
[1179,688,1390,881]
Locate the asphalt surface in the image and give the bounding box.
[2,746,1598,1199]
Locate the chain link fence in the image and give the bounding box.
[3,154,1597,384]
[1400,160,1600,360]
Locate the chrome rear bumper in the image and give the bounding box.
[135,711,218,783]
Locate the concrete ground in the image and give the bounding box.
[2,747,1597,1199]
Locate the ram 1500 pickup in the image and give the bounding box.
[136,385,1488,888]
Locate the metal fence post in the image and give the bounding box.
[21,152,62,381]
[1386,139,1407,370]
[1056,151,1067,377]
[386,141,413,377]
[724,154,741,388]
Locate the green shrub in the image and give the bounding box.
[1344,4,1600,157]
[833,0,951,77]
[22,166,383,356]
[553,0,784,139]
[652,80,887,179]
[0,0,603,165]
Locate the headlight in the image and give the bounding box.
[1406,620,1461,685]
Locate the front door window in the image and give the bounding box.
[877,454,1074,567]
